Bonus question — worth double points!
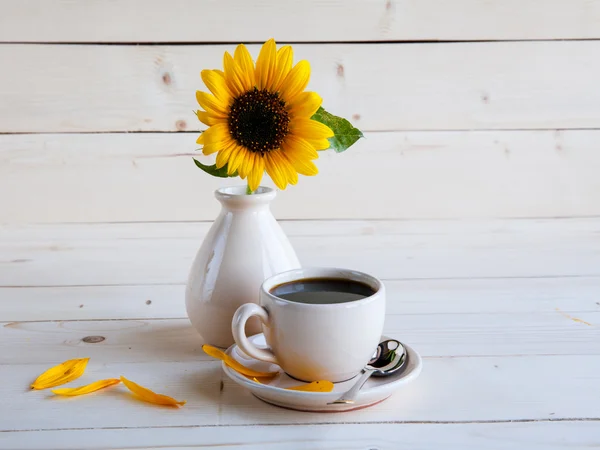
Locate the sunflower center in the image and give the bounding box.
[228,87,290,153]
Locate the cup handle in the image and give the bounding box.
[232,303,278,365]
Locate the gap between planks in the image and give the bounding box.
[6,38,600,46]
[2,417,599,434]
[2,274,599,289]
[2,127,600,136]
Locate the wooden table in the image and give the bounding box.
[1,218,599,449]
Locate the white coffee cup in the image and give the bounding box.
[231,267,386,382]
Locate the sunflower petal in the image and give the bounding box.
[282,145,319,176]
[239,151,255,179]
[195,110,224,127]
[292,118,334,141]
[196,133,205,145]
[279,60,310,102]
[202,123,230,146]
[248,155,265,191]
[201,70,232,103]
[283,135,318,159]
[52,378,121,396]
[265,153,288,190]
[305,138,331,151]
[120,376,186,407]
[271,46,293,92]
[223,52,248,97]
[226,146,242,175]
[202,345,279,378]
[196,91,228,117]
[203,137,234,156]
[255,38,277,90]
[234,44,256,89]
[31,358,89,390]
[286,380,334,392]
[274,151,298,185]
[215,142,236,169]
[288,92,323,118]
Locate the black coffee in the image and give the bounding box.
[270,278,376,304]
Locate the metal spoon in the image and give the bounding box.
[328,339,407,405]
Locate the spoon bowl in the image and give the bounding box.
[370,339,407,376]
[328,338,407,405]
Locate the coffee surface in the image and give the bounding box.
[270,278,375,304]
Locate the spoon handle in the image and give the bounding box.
[328,367,377,405]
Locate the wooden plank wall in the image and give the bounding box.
[1,0,599,223]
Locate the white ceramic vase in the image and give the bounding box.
[185,186,301,348]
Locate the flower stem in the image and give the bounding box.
[246,184,254,195]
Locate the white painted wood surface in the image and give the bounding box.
[0,219,598,448]
[3,41,600,133]
[2,0,600,42]
[2,129,599,222]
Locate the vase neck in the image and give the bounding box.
[215,186,276,211]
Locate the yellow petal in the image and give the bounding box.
[282,135,319,159]
[286,380,334,392]
[248,155,265,191]
[202,123,230,146]
[234,44,256,89]
[273,151,298,186]
[196,91,228,117]
[223,52,248,97]
[291,119,334,145]
[201,69,232,103]
[305,137,331,151]
[265,153,288,190]
[215,143,235,169]
[196,133,205,145]
[282,150,319,177]
[195,110,224,127]
[255,38,277,90]
[279,60,310,102]
[31,358,89,390]
[239,151,255,179]
[271,45,293,92]
[288,92,323,118]
[203,137,235,156]
[226,146,242,175]
[120,376,186,407]
[202,345,279,378]
[52,378,121,396]
[254,375,333,392]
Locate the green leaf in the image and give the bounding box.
[311,107,364,153]
[193,159,238,178]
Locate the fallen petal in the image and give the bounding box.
[31,358,90,390]
[202,344,279,378]
[120,376,186,407]
[286,380,334,392]
[52,378,121,396]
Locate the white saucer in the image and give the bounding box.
[222,334,422,412]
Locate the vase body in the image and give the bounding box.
[185,186,301,348]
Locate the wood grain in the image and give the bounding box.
[3,276,599,322]
[2,41,600,133]
[1,219,598,287]
[2,0,600,43]
[2,421,598,450]
[2,130,599,223]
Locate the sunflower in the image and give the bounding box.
[195,39,334,191]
